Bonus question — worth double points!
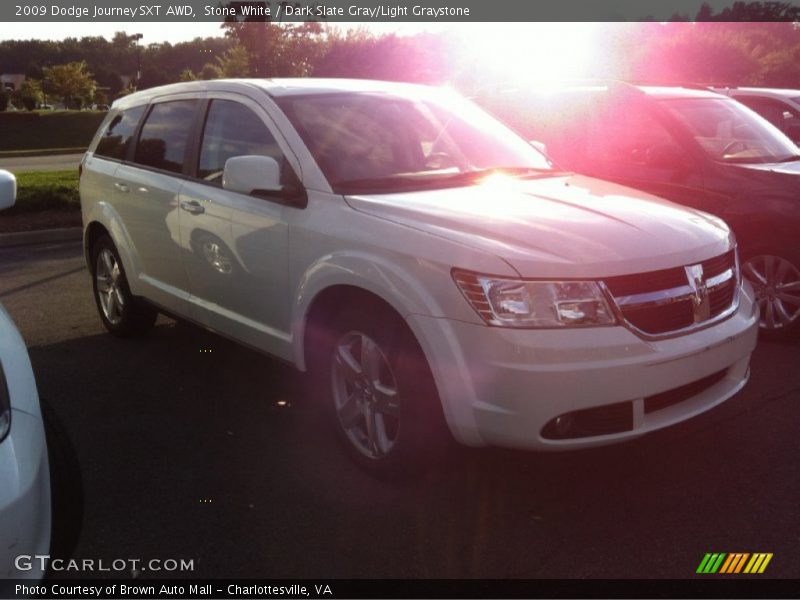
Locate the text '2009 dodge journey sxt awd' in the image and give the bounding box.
[80,79,758,476]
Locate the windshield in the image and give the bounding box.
[659,97,799,164]
[275,91,554,193]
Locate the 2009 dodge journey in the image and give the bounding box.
[80,79,759,475]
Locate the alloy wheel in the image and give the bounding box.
[743,254,800,331]
[330,331,402,459]
[95,248,125,326]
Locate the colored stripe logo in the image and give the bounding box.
[697,553,773,574]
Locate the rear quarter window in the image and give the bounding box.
[94,105,146,160]
[134,100,198,174]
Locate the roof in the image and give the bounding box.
[636,85,724,100]
[714,86,800,99]
[112,78,437,109]
[477,81,726,101]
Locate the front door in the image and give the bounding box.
[178,96,299,360]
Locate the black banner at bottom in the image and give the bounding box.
[1,579,799,599]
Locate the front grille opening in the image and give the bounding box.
[542,401,633,440]
[604,250,737,335]
[643,369,727,414]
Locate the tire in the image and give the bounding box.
[90,234,157,337]
[740,244,800,341]
[313,303,449,479]
[41,400,83,569]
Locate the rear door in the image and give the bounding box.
[81,104,146,245]
[113,97,199,313]
[177,94,300,360]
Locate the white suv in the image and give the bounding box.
[80,79,759,475]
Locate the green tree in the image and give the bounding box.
[12,79,43,111]
[222,22,328,77]
[200,63,223,80]
[217,44,251,77]
[42,61,97,109]
[0,89,9,112]
[178,68,197,82]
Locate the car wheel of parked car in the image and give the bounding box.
[741,247,800,340]
[91,235,157,337]
[319,304,447,478]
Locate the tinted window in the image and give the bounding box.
[586,100,680,166]
[134,100,198,174]
[198,100,284,183]
[276,92,551,191]
[95,105,145,160]
[661,98,798,163]
[737,96,800,135]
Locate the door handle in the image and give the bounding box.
[113,182,129,193]
[180,200,205,215]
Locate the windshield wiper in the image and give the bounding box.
[776,155,800,163]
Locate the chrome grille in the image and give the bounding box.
[604,250,739,336]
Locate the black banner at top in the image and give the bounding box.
[3,0,800,22]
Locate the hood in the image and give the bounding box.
[345,174,733,278]
[734,159,800,177]
[729,159,800,192]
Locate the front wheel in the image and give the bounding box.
[91,235,157,337]
[741,248,800,341]
[319,305,449,478]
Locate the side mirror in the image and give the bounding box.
[0,170,16,211]
[223,155,282,196]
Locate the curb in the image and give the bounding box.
[0,148,86,159]
[0,227,82,248]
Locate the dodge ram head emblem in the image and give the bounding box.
[685,264,711,323]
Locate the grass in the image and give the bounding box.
[9,170,80,214]
[0,110,105,152]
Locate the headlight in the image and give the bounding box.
[0,362,10,442]
[453,270,616,328]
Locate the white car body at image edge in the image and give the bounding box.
[79,79,759,474]
[0,170,51,579]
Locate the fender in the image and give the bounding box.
[290,250,485,446]
[291,249,452,370]
[83,201,143,295]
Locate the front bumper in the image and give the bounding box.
[0,409,51,580]
[408,282,759,450]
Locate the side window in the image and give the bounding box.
[198,100,285,184]
[737,96,795,133]
[586,100,681,167]
[134,100,198,174]
[94,105,145,160]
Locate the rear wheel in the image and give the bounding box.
[91,235,157,337]
[741,247,800,341]
[316,303,448,478]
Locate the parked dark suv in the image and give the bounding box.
[478,83,800,339]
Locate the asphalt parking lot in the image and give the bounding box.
[0,240,798,580]
[0,153,84,174]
